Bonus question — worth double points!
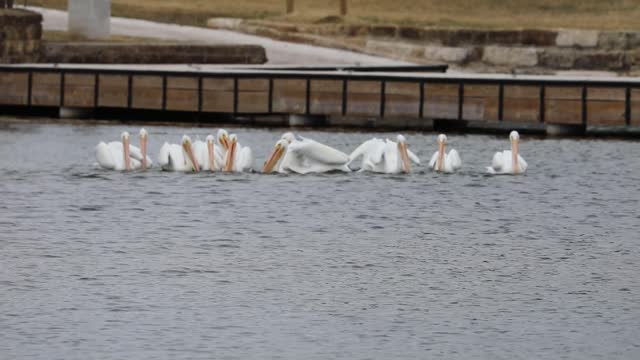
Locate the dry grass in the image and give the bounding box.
[29,0,640,30]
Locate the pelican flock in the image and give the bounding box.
[96,128,529,175]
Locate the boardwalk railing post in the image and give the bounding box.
[539,85,545,123]
[27,71,32,107]
[340,0,347,16]
[286,0,294,14]
[342,79,348,116]
[625,87,631,126]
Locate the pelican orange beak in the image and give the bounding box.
[224,138,237,172]
[207,140,215,172]
[511,138,520,174]
[262,144,285,173]
[123,135,131,171]
[140,132,148,170]
[399,141,411,174]
[182,140,200,172]
[220,135,230,151]
[437,140,446,172]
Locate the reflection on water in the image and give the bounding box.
[1,120,640,359]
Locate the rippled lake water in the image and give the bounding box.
[1,119,639,359]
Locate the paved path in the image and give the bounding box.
[28,7,409,66]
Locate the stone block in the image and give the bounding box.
[538,49,576,69]
[206,17,242,30]
[423,45,472,64]
[487,30,520,45]
[482,46,538,67]
[445,29,487,46]
[520,29,557,46]
[556,30,599,48]
[626,32,640,49]
[573,52,626,70]
[398,27,425,40]
[423,29,450,45]
[598,32,627,49]
[365,40,423,59]
[368,25,397,38]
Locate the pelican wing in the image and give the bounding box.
[290,138,349,165]
[518,155,528,173]
[491,151,505,172]
[348,138,380,163]
[428,151,439,168]
[96,142,118,170]
[408,149,421,164]
[448,149,461,169]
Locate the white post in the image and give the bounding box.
[68,0,111,40]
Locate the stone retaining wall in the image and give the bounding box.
[0,9,42,63]
[208,19,640,74]
[43,43,267,64]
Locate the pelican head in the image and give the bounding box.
[437,134,447,144]
[139,129,148,170]
[510,130,520,142]
[121,132,131,171]
[281,132,296,144]
[206,134,215,144]
[217,129,229,150]
[262,139,288,173]
[182,135,200,172]
[396,134,411,174]
[224,134,239,172]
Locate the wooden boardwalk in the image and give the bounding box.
[1,65,639,131]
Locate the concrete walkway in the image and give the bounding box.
[28,6,409,66]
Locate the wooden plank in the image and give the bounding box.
[347,80,380,116]
[203,78,234,91]
[632,89,640,126]
[588,101,625,125]
[201,78,234,112]
[238,79,268,91]
[464,85,499,121]
[132,75,162,110]
[31,73,60,106]
[310,80,342,115]
[504,98,540,123]
[238,91,269,113]
[587,87,625,101]
[504,85,539,99]
[166,77,198,111]
[99,75,128,108]
[0,72,28,105]
[273,79,306,114]
[236,79,269,113]
[64,74,95,107]
[545,100,582,124]
[424,83,458,119]
[385,82,419,117]
[546,86,582,100]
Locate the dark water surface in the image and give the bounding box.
[1,120,639,359]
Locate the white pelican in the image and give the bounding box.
[95,129,152,171]
[429,134,461,173]
[157,135,200,172]
[224,134,254,172]
[192,135,225,171]
[348,135,420,174]
[487,131,528,175]
[262,133,350,174]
